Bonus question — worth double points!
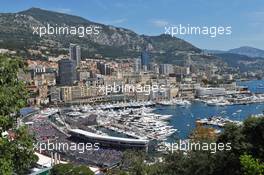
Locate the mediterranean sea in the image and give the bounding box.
[154,80,264,139]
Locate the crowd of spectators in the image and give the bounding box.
[28,118,123,168]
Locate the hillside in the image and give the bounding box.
[205,46,264,59]
[214,53,264,72]
[228,46,264,58]
[0,8,205,62]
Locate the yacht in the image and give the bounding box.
[173,99,191,106]
[157,100,174,106]
[206,98,231,106]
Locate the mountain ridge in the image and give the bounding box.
[0,7,202,60]
[205,46,264,58]
[228,46,264,58]
[0,7,237,72]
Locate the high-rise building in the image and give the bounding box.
[97,62,112,75]
[134,58,141,73]
[150,63,159,74]
[58,59,77,85]
[159,64,174,75]
[141,50,150,72]
[49,86,61,102]
[69,44,81,67]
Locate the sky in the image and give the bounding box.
[0,0,264,50]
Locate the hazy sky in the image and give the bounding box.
[1,0,264,50]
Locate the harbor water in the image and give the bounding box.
[154,80,264,140]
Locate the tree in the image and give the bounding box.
[0,54,28,131]
[242,117,264,160]
[107,150,153,175]
[240,154,264,175]
[204,117,264,175]
[51,163,95,175]
[115,117,264,175]
[0,54,37,175]
[121,150,147,175]
[212,123,247,175]
[0,139,13,175]
[12,127,38,174]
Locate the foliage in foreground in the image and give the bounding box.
[0,54,37,175]
[109,117,264,175]
[51,163,95,175]
[240,154,264,175]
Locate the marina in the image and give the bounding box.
[2,2,264,174]
[196,116,242,127]
[157,99,191,106]
[24,80,264,142]
[20,80,264,171]
[155,101,264,140]
[68,105,177,141]
[199,93,264,106]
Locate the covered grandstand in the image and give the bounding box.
[68,129,149,151]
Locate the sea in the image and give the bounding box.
[154,79,264,140]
